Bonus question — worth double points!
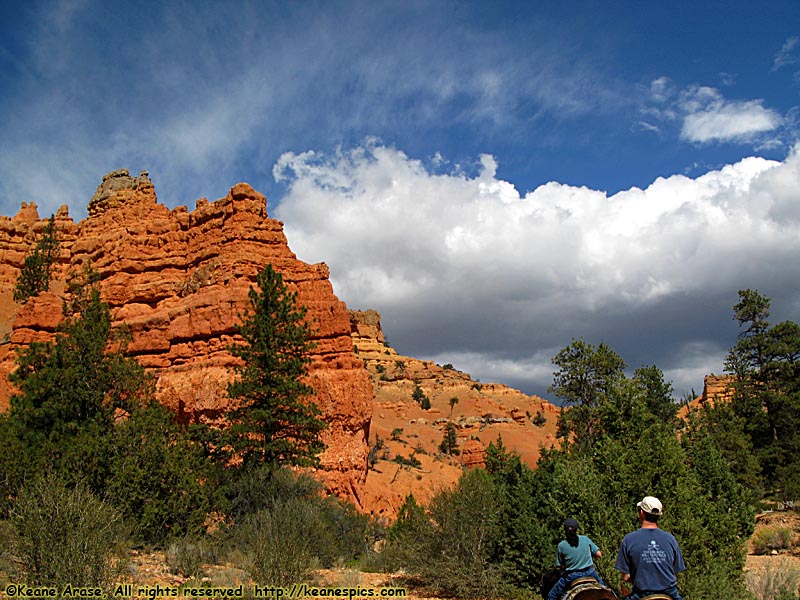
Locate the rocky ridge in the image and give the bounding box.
[0,170,373,505]
[350,309,561,520]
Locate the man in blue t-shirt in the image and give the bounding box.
[548,518,605,600]
[615,496,686,600]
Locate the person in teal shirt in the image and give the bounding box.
[547,518,605,600]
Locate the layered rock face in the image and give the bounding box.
[0,170,373,505]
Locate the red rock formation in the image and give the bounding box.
[460,437,486,469]
[678,373,737,420]
[699,374,736,405]
[0,170,373,506]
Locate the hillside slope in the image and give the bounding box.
[351,309,561,520]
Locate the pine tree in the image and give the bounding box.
[4,267,154,497]
[226,265,326,470]
[724,289,800,497]
[438,422,459,455]
[13,214,60,303]
[548,338,626,448]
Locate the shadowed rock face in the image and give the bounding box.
[0,170,374,506]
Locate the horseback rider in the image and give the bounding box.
[614,496,686,600]
[548,517,606,600]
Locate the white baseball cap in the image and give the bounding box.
[637,496,663,515]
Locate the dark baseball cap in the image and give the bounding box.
[564,518,579,530]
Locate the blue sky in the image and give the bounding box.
[2,0,799,400]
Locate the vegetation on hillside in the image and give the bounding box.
[0,264,362,590]
[385,290,800,599]
[1,257,798,600]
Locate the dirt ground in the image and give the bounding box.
[117,508,800,598]
[744,508,800,578]
[2,507,799,599]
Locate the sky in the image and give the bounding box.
[1,0,799,401]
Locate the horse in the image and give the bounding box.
[561,578,619,600]
[542,569,674,600]
[560,579,673,600]
[542,569,619,600]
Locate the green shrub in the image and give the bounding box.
[752,526,794,555]
[0,413,27,517]
[231,498,319,585]
[384,494,432,571]
[166,535,215,578]
[225,467,371,582]
[393,453,422,468]
[412,385,430,410]
[11,473,125,588]
[387,468,504,598]
[13,214,60,303]
[0,519,23,581]
[225,466,321,522]
[105,402,212,545]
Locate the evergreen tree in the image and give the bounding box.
[632,364,679,424]
[2,267,155,502]
[687,400,763,492]
[483,423,753,598]
[8,271,148,448]
[725,289,800,497]
[13,214,60,303]
[387,469,503,598]
[412,384,431,409]
[4,266,217,541]
[549,339,627,448]
[226,264,326,470]
[438,422,459,455]
[105,401,213,543]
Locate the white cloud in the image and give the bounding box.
[643,80,784,145]
[275,144,800,397]
[679,86,782,143]
[649,76,673,103]
[682,102,782,143]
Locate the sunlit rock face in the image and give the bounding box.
[0,170,374,506]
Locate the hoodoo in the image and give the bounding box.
[0,170,374,505]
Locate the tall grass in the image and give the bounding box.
[747,560,800,600]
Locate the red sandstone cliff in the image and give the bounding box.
[0,170,373,506]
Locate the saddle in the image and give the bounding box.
[638,595,672,600]
[562,578,610,600]
[569,578,601,589]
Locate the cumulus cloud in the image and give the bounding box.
[275,144,800,398]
